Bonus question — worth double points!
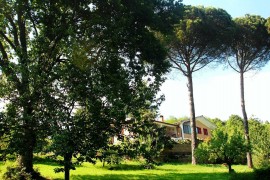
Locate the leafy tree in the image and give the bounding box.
[0,0,182,178]
[0,1,82,177]
[249,117,270,168]
[118,112,174,168]
[226,15,270,168]
[196,128,248,173]
[47,1,182,179]
[48,53,167,180]
[168,5,233,164]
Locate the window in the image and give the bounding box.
[203,128,208,135]
[183,125,191,134]
[196,127,202,134]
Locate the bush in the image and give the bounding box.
[3,164,43,180]
[97,149,123,167]
[3,166,32,180]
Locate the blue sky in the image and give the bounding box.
[159,0,270,121]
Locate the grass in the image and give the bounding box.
[0,160,254,180]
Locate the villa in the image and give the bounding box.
[154,115,216,141]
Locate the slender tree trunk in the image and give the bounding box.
[187,73,197,165]
[240,71,253,168]
[228,163,233,173]
[64,153,72,180]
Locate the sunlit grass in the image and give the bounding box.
[0,160,254,180]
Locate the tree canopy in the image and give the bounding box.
[0,0,182,179]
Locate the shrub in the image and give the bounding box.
[3,166,32,180]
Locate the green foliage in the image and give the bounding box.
[169,5,234,72]
[1,1,179,178]
[3,166,32,180]
[225,115,244,136]
[165,116,188,124]
[266,17,270,33]
[98,149,123,167]
[117,113,174,168]
[0,112,8,160]
[2,165,42,180]
[249,117,270,168]
[205,115,270,169]
[228,14,270,72]
[207,117,225,128]
[196,128,248,173]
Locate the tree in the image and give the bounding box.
[0,1,82,177]
[196,128,248,173]
[48,52,167,180]
[0,0,182,178]
[168,5,233,164]
[118,111,173,168]
[226,15,270,168]
[225,115,244,136]
[50,1,182,178]
[249,117,270,167]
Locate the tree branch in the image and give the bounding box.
[6,15,20,47]
[168,55,188,76]
[17,3,28,57]
[0,41,21,88]
[192,59,212,73]
[0,31,17,51]
[227,59,240,73]
[26,5,38,37]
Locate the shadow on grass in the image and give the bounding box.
[71,172,255,180]
[34,156,60,167]
[34,158,84,168]
[102,164,144,171]
[34,161,59,167]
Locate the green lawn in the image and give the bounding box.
[0,160,254,180]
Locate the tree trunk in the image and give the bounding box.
[64,153,73,180]
[187,73,197,165]
[240,71,253,168]
[19,145,34,173]
[17,1,37,175]
[228,163,234,173]
[19,106,36,176]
